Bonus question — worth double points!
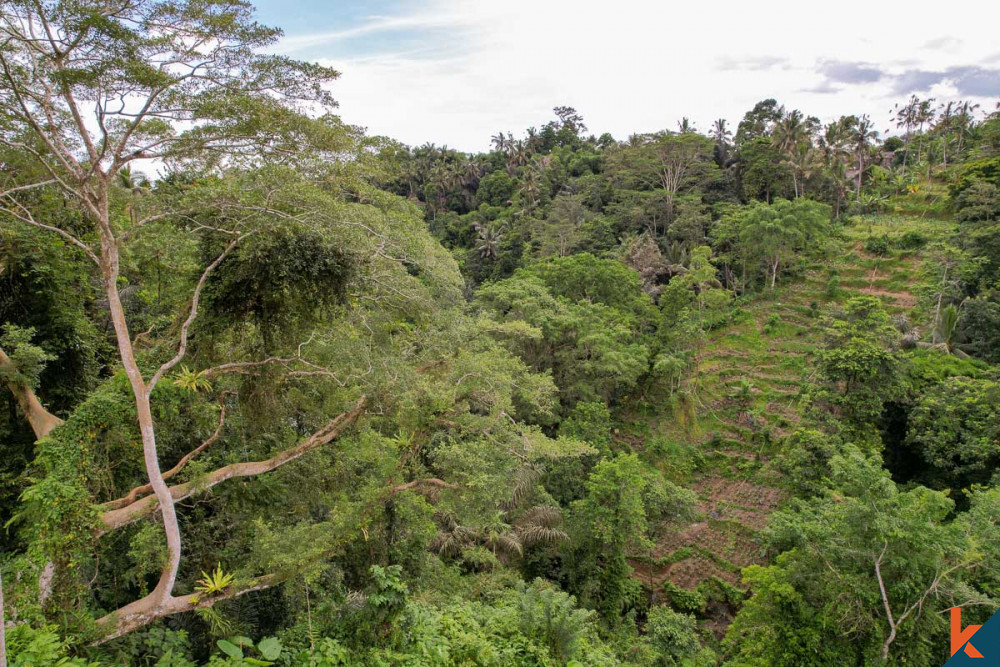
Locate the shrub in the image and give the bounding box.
[895,230,926,250]
[825,275,841,299]
[864,234,891,256]
[646,606,701,665]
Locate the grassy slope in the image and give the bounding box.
[623,184,954,632]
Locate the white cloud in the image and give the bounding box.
[280,0,1000,151]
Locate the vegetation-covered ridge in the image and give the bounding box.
[2,1,1000,665]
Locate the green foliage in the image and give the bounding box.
[645,606,701,665]
[568,454,652,624]
[949,156,1000,199]
[5,624,97,666]
[476,170,518,207]
[728,447,992,665]
[0,324,56,389]
[172,366,212,393]
[906,376,1000,490]
[213,635,283,665]
[864,234,891,255]
[959,295,1000,363]
[896,230,927,249]
[475,273,649,409]
[714,198,831,290]
[517,579,595,663]
[196,564,237,597]
[4,7,1000,662]
[776,429,844,497]
[527,253,656,326]
[816,296,902,431]
[202,224,355,348]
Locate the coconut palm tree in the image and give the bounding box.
[954,100,981,157]
[491,131,509,153]
[851,115,880,196]
[507,140,529,175]
[894,95,920,172]
[474,222,507,260]
[711,118,732,166]
[772,110,811,196]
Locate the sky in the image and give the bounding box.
[252,0,1000,152]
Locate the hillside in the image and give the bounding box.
[626,195,956,633]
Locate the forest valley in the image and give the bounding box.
[1,1,1000,665]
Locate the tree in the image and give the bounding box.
[735,99,784,146]
[568,454,651,623]
[474,271,650,408]
[646,605,703,665]
[608,132,718,223]
[906,376,1000,490]
[894,95,921,172]
[719,199,831,290]
[711,118,732,166]
[959,295,1000,363]
[0,0,474,640]
[771,109,810,197]
[736,137,791,203]
[817,296,902,431]
[850,115,880,196]
[726,448,994,665]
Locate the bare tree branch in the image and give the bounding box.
[99,396,367,533]
[147,233,247,394]
[101,395,231,511]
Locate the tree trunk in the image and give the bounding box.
[856,155,863,196]
[932,265,948,345]
[95,204,182,615]
[1,568,6,667]
[0,346,63,440]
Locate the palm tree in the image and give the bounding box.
[851,115,879,196]
[525,126,542,152]
[772,110,809,196]
[117,165,150,192]
[955,100,981,157]
[474,222,506,260]
[935,101,955,167]
[491,131,508,153]
[519,168,541,213]
[819,120,853,216]
[711,118,732,165]
[894,96,920,173]
[788,143,818,198]
[915,98,936,164]
[507,140,528,175]
[116,166,150,226]
[711,118,731,145]
[677,117,696,134]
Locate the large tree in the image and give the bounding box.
[0,0,454,640]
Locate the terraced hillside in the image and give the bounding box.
[625,193,955,632]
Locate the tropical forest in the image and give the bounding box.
[1,2,999,665]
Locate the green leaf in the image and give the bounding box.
[216,639,243,659]
[257,637,283,661]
